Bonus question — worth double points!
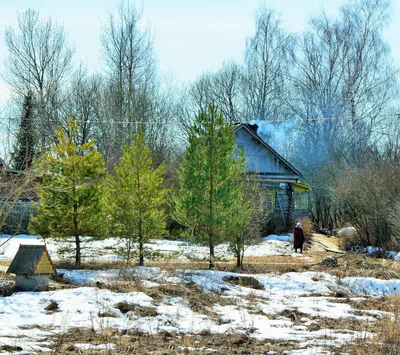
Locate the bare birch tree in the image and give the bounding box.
[3,9,74,151]
[243,8,294,122]
[100,1,175,167]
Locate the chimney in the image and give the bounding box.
[247,123,258,134]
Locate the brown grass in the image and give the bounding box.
[51,328,299,354]
[114,301,158,317]
[339,294,400,355]
[308,316,377,333]
[145,283,237,318]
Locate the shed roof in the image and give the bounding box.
[7,245,56,275]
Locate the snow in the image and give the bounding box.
[264,234,293,242]
[1,266,397,353]
[2,234,399,354]
[0,233,297,262]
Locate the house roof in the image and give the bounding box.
[7,244,56,275]
[294,181,312,191]
[233,123,302,178]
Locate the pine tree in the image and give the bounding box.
[105,128,168,266]
[12,91,36,171]
[29,116,105,269]
[174,105,249,269]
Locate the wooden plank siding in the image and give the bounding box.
[35,253,54,274]
[235,129,297,178]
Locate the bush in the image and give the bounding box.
[333,162,400,249]
[298,217,314,242]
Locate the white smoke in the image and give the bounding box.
[249,120,295,154]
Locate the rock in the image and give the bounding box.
[45,300,59,312]
[338,227,357,239]
[320,256,338,267]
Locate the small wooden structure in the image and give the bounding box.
[7,245,56,291]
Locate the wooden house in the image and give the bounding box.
[7,245,56,291]
[234,123,310,228]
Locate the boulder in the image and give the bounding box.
[338,227,357,239]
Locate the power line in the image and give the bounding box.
[0,113,399,125]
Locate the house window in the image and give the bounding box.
[265,190,276,215]
[294,192,309,211]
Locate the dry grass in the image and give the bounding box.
[51,328,299,354]
[308,316,378,333]
[145,283,237,318]
[55,259,127,270]
[114,301,158,317]
[299,217,314,241]
[346,296,400,313]
[339,294,400,355]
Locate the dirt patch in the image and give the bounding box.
[270,308,309,322]
[222,275,264,289]
[0,281,14,296]
[45,300,59,313]
[114,302,158,317]
[0,345,23,352]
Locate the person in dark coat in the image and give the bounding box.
[293,222,305,253]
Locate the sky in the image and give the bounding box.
[0,0,399,104]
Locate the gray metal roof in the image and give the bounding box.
[7,244,56,275]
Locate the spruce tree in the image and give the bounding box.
[12,91,36,171]
[29,116,105,269]
[105,128,168,266]
[175,105,249,269]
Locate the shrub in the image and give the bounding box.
[333,162,400,249]
[298,217,314,242]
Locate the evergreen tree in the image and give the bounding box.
[29,116,105,269]
[12,91,36,171]
[105,128,168,266]
[175,105,249,269]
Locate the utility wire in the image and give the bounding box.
[0,113,399,124]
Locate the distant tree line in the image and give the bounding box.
[2,0,400,252]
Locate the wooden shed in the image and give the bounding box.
[7,245,56,291]
[234,123,311,228]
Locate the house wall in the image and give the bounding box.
[15,275,50,291]
[235,129,296,177]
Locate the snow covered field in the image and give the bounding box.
[1,265,400,354]
[1,234,399,354]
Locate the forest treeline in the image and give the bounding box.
[2,0,400,251]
